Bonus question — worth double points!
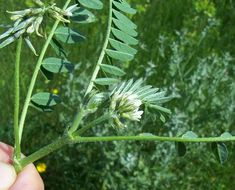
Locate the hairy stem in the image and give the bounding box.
[14,37,23,160]
[18,0,72,143]
[75,135,235,143]
[84,0,113,96]
[19,136,71,169]
[74,113,110,136]
[68,0,113,135]
[18,133,235,169]
[68,107,85,136]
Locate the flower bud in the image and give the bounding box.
[0,28,13,40]
[26,24,35,34]
[113,117,125,129]
[14,28,26,38]
[12,17,35,33]
[7,9,32,15]
[34,16,43,37]
[31,8,44,15]
[10,15,23,21]
[7,9,32,20]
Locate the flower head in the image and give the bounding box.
[110,92,144,128]
[108,79,172,128]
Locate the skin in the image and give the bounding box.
[0,142,44,190]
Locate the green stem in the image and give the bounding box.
[75,135,235,143]
[84,0,113,96]
[18,0,72,143]
[14,37,22,160]
[68,0,113,136]
[74,113,110,136]
[18,133,235,169]
[19,136,71,169]
[68,107,85,136]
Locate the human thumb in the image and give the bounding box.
[0,162,17,190]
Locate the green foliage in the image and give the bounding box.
[31,92,61,106]
[105,49,134,61]
[175,142,187,157]
[70,8,96,24]
[94,78,120,85]
[211,142,228,164]
[54,26,86,44]
[109,39,137,55]
[0,0,235,189]
[42,58,74,73]
[100,64,126,76]
[77,0,103,10]
[113,0,136,14]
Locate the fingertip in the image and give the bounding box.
[9,164,44,190]
[0,162,17,190]
[0,142,44,190]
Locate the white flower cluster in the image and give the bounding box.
[110,92,144,128]
[0,0,77,51]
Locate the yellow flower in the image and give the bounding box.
[52,88,59,95]
[36,163,47,173]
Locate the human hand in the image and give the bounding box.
[0,142,44,190]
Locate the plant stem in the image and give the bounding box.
[68,107,85,135]
[84,0,113,96]
[19,136,71,170]
[68,0,113,136]
[75,135,235,143]
[18,0,72,143]
[14,37,22,160]
[74,113,110,136]
[19,135,235,168]
[18,133,235,169]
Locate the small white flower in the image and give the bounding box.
[110,92,144,128]
[128,110,144,121]
[122,109,143,121]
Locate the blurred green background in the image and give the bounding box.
[1,0,235,189]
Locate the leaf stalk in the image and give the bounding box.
[18,0,72,143]
[84,0,113,96]
[14,37,23,161]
